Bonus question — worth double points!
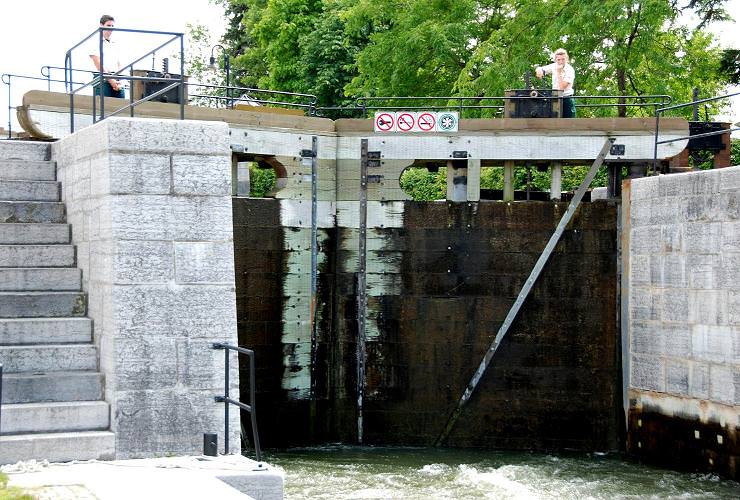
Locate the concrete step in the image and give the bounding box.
[0,180,60,202]
[0,291,86,318]
[0,160,56,181]
[0,401,109,435]
[0,141,50,162]
[0,268,81,291]
[0,344,98,373]
[0,317,91,344]
[0,223,70,244]
[0,431,115,465]
[0,201,66,223]
[1,371,103,404]
[0,245,75,267]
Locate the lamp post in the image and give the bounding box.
[208,44,231,108]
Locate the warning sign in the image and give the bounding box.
[373,111,459,133]
[417,112,436,131]
[375,113,394,132]
[437,112,458,132]
[396,112,415,132]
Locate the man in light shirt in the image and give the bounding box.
[535,48,576,118]
[89,14,124,98]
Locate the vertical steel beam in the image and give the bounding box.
[356,139,369,443]
[309,136,319,402]
[435,138,615,446]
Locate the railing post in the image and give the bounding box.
[250,351,261,462]
[4,75,11,139]
[692,87,699,121]
[224,344,230,455]
[1,363,3,435]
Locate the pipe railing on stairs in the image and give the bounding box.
[212,343,261,462]
[1,363,3,435]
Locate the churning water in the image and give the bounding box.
[267,446,739,499]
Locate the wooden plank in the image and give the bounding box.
[336,133,687,161]
[22,90,335,133]
[467,158,481,202]
[335,116,687,133]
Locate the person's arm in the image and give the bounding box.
[555,65,573,91]
[535,63,552,79]
[89,54,122,91]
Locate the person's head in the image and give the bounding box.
[553,48,569,66]
[99,14,115,40]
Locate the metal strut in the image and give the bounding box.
[357,139,370,443]
[434,137,616,446]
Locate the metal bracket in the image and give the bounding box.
[452,151,469,159]
[610,144,625,156]
[367,151,382,168]
[300,149,315,158]
[367,174,384,183]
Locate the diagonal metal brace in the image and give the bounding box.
[434,137,615,446]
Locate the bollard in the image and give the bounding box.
[203,432,218,456]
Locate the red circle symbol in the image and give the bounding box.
[375,113,394,131]
[418,112,435,131]
[397,113,415,132]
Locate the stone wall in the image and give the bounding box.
[52,117,240,458]
[624,166,740,479]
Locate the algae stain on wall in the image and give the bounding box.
[280,199,335,399]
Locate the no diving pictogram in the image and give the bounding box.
[375,112,394,132]
[397,112,415,132]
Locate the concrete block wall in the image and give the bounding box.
[625,166,740,478]
[51,118,240,458]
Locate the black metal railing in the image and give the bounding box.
[2,72,92,138]
[653,90,740,171]
[64,26,186,132]
[339,94,672,119]
[212,342,261,462]
[188,82,318,113]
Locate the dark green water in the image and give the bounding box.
[267,446,739,499]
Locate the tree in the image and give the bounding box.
[217,0,734,118]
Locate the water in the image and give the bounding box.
[267,446,739,499]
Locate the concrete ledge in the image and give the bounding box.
[3,455,284,500]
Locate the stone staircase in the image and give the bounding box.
[0,140,114,463]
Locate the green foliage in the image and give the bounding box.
[218,0,733,117]
[399,167,446,200]
[250,164,277,197]
[0,472,34,500]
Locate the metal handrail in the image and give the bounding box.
[189,82,317,112]
[2,73,90,138]
[212,342,261,462]
[652,90,740,171]
[0,363,3,435]
[65,26,185,132]
[349,94,672,118]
